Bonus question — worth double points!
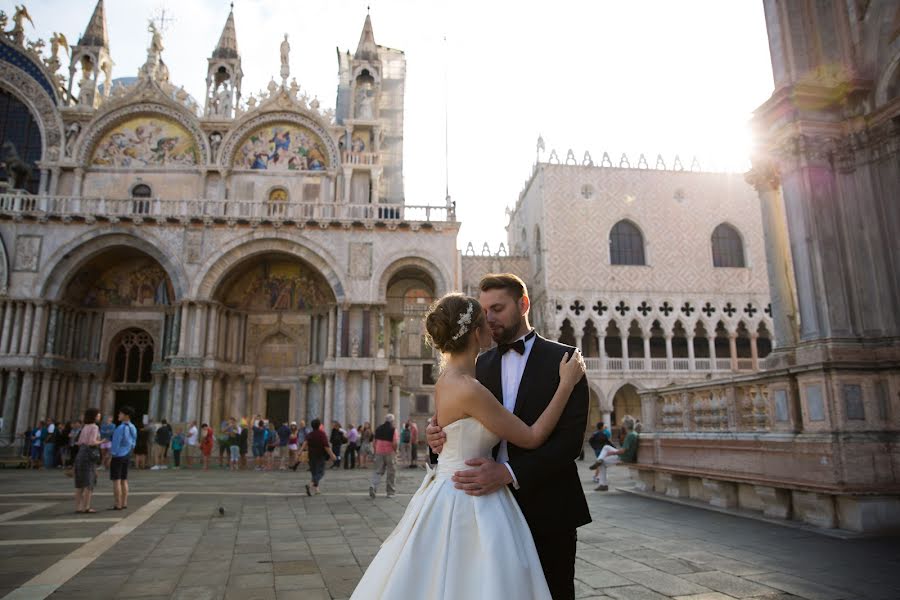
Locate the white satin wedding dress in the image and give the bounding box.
[350,417,552,599]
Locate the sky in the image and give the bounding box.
[11,0,774,250]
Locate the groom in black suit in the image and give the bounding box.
[427,273,590,600]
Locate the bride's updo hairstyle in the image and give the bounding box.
[424,293,485,354]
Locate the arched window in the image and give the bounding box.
[131,184,152,214]
[610,220,645,265]
[131,184,152,198]
[267,187,289,217]
[711,224,745,268]
[112,329,154,383]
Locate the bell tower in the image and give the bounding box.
[205,6,242,119]
[336,13,405,206]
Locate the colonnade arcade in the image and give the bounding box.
[558,315,773,373]
[0,234,450,438]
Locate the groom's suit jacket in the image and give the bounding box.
[477,333,592,535]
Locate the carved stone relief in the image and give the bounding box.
[349,242,372,279]
[13,234,41,272]
[184,229,203,264]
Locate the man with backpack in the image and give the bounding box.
[369,414,398,498]
[151,419,172,470]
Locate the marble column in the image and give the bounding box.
[164,375,175,422]
[360,371,372,427]
[621,335,630,370]
[598,333,605,369]
[374,373,387,424]
[202,371,214,425]
[334,370,348,425]
[37,371,51,421]
[746,164,798,347]
[177,303,190,356]
[687,335,696,371]
[390,379,401,419]
[9,302,22,355]
[750,333,760,371]
[297,376,308,421]
[708,336,717,369]
[19,302,34,355]
[171,371,185,421]
[2,370,19,440]
[642,335,651,369]
[324,373,334,426]
[729,333,738,371]
[191,304,206,357]
[665,334,673,371]
[574,334,583,352]
[44,304,59,355]
[185,372,200,422]
[17,370,36,440]
[327,308,336,358]
[205,305,219,359]
[149,374,163,419]
[29,302,46,356]
[1,302,14,354]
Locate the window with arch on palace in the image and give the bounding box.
[711,223,745,268]
[609,220,645,265]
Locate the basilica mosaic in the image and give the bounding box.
[233,123,330,171]
[90,116,199,167]
[220,259,334,311]
[64,255,174,308]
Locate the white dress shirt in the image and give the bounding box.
[496,330,536,489]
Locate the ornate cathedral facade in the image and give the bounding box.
[0,2,457,435]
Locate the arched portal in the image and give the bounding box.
[55,246,175,423]
[385,266,437,426]
[611,383,642,443]
[212,252,337,425]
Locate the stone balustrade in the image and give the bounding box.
[583,356,768,374]
[0,194,454,225]
[632,370,900,533]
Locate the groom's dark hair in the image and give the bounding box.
[479,273,528,301]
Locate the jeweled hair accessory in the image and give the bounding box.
[451,301,474,340]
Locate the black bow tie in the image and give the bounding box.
[498,331,535,356]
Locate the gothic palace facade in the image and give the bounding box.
[0,2,771,443]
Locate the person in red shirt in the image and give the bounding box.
[299,419,335,496]
[199,423,214,471]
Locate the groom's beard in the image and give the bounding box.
[490,316,523,345]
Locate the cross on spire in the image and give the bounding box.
[152,6,175,34]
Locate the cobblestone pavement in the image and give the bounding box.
[0,461,898,600]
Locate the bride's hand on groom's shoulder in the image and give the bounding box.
[426,415,445,455]
[559,349,586,388]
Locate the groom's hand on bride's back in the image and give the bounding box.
[425,415,446,455]
[453,458,512,496]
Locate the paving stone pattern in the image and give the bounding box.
[0,464,898,599]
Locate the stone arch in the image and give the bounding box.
[373,252,450,304]
[609,381,643,430]
[76,101,210,166]
[875,47,900,106]
[193,234,346,303]
[39,230,188,302]
[219,111,340,171]
[0,51,65,161]
[0,233,8,296]
[587,380,610,413]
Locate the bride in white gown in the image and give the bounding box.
[350,293,585,599]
